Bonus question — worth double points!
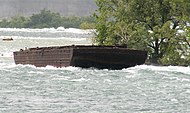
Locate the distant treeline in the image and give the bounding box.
[0,9,95,29]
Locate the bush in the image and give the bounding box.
[0,9,96,29]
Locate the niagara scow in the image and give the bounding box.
[13,45,148,69]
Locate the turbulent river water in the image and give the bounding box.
[0,28,190,113]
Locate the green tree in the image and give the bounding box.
[80,22,95,29]
[0,9,95,29]
[8,16,29,28]
[0,19,10,28]
[61,16,81,28]
[27,9,62,28]
[94,0,190,65]
[94,0,129,45]
[80,16,96,29]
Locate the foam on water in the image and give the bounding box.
[1,28,190,113]
[0,54,12,59]
[1,36,88,40]
[127,65,190,75]
[0,27,94,34]
[0,63,190,113]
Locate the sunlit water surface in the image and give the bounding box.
[0,28,190,113]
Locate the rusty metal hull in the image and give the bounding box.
[13,45,147,69]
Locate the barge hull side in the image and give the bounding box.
[71,47,147,69]
[13,46,148,69]
[13,47,73,67]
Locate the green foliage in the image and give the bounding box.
[9,16,29,28]
[80,16,96,29]
[0,9,95,29]
[94,0,190,66]
[61,16,80,28]
[0,19,10,28]
[94,0,129,45]
[0,16,29,28]
[27,9,62,28]
[80,22,95,29]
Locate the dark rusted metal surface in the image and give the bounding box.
[13,45,148,69]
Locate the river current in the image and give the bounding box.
[0,28,190,113]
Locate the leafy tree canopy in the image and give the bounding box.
[94,0,190,65]
[0,9,95,29]
[27,9,62,28]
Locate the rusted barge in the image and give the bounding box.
[13,45,147,69]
